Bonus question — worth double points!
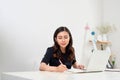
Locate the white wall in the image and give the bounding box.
[0,0,102,79]
[103,0,120,68]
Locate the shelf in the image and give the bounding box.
[96,40,111,44]
[89,40,111,44]
[89,40,111,50]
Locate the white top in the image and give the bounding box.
[2,70,120,80]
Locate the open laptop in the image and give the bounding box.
[67,50,111,73]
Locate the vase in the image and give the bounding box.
[102,34,107,41]
[97,35,102,41]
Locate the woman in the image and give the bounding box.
[39,26,84,72]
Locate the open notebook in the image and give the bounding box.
[67,50,111,73]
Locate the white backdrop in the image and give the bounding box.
[0,0,102,79]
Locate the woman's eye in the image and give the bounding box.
[58,38,62,39]
[64,36,68,39]
[58,37,62,39]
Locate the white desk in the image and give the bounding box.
[1,71,120,80]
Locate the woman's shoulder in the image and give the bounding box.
[46,46,54,52]
[47,46,54,50]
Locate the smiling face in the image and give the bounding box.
[55,31,70,50]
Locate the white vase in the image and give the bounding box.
[102,34,107,41]
[97,35,102,41]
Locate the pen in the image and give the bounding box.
[59,59,67,69]
[59,59,63,64]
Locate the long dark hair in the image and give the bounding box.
[52,26,75,61]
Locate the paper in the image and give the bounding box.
[67,69,84,73]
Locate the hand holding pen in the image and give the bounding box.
[57,60,68,72]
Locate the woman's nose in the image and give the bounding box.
[62,38,65,41]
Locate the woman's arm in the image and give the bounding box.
[39,62,68,72]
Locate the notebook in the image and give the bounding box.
[67,50,111,73]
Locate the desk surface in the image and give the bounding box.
[2,71,120,80]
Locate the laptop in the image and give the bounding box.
[67,50,111,73]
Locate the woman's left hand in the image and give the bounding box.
[77,64,85,70]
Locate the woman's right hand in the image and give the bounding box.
[39,62,68,72]
[56,64,68,72]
